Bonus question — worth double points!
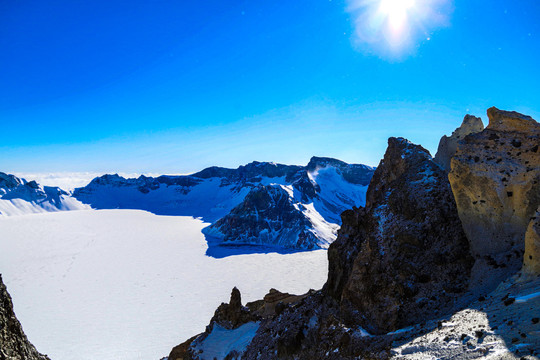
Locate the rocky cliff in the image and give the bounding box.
[0,275,50,360]
[448,107,540,289]
[329,137,473,334]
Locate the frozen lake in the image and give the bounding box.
[0,209,328,360]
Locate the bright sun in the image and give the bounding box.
[378,0,416,34]
[347,0,451,59]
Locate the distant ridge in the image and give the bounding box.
[0,172,88,216]
[73,157,375,250]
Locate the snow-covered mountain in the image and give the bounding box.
[0,172,88,216]
[73,157,375,250]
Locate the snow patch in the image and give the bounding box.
[194,322,260,360]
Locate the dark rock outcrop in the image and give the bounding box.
[204,185,318,249]
[328,137,473,334]
[210,287,257,330]
[0,275,50,360]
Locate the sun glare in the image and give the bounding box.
[347,0,452,59]
[379,0,416,34]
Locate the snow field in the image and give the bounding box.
[0,210,328,360]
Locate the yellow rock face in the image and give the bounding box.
[523,207,540,276]
[434,114,484,172]
[448,108,540,263]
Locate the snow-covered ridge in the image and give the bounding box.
[73,157,375,250]
[0,172,89,217]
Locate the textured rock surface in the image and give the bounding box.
[448,107,540,288]
[333,137,473,334]
[0,275,50,360]
[523,207,540,277]
[204,185,318,249]
[434,114,484,172]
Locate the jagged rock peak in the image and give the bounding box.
[328,136,473,335]
[210,287,256,331]
[229,287,242,310]
[365,137,431,208]
[0,275,50,360]
[523,207,540,277]
[434,114,484,172]
[487,106,537,132]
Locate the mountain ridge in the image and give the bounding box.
[73,157,375,250]
[0,172,88,216]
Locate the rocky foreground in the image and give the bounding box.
[169,107,540,359]
[0,275,50,360]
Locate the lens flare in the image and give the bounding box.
[347,0,453,60]
[379,0,416,34]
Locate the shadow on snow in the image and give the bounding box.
[204,235,307,259]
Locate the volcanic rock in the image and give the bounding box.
[329,137,473,334]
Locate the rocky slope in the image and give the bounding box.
[169,108,540,360]
[0,172,88,216]
[74,157,375,250]
[0,275,50,360]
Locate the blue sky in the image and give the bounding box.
[1,0,539,175]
